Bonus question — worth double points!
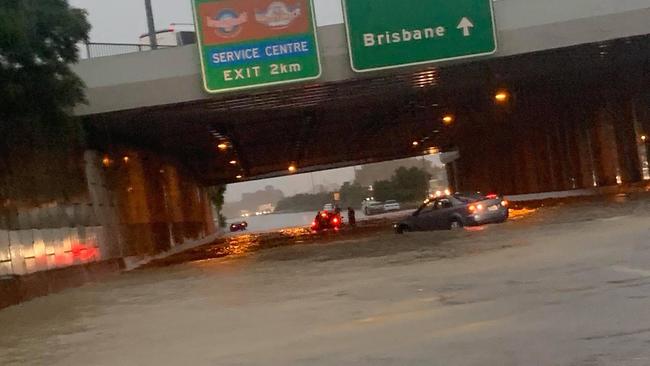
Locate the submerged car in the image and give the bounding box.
[229,221,248,232]
[394,193,508,233]
[311,211,342,231]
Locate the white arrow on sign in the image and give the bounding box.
[457,17,474,37]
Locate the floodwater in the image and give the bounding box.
[227,209,411,233]
[1,194,649,366]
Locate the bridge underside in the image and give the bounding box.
[83,34,650,193]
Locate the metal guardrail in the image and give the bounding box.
[81,42,176,59]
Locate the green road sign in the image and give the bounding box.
[342,0,497,72]
[192,0,322,93]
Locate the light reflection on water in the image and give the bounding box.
[226,210,384,233]
[195,227,324,261]
[508,208,537,220]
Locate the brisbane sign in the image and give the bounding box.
[342,0,497,72]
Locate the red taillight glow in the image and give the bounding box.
[321,213,327,218]
[311,221,317,228]
[486,194,498,199]
[332,217,339,224]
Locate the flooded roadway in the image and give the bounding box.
[1,194,649,366]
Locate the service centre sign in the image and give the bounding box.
[192,0,322,93]
[342,0,497,72]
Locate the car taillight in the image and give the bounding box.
[332,217,339,224]
[311,221,317,228]
[469,204,484,213]
[486,194,498,199]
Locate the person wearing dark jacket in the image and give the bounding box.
[347,207,356,227]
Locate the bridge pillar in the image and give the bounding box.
[445,162,458,193]
[0,144,217,308]
[635,94,650,178]
[105,148,215,257]
[611,97,643,183]
[589,106,620,186]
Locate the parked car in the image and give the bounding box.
[383,200,401,212]
[361,200,385,215]
[394,193,508,233]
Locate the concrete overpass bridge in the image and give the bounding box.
[73,0,650,187]
[2,0,650,292]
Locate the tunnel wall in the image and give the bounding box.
[0,149,216,281]
[450,87,650,195]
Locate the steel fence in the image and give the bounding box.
[80,42,176,59]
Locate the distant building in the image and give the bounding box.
[223,185,284,218]
[257,203,275,214]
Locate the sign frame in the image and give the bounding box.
[192,0,323,94]
[341,0,498,73]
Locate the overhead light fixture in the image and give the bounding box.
[442,115,454,125]
[217,143,228,151]
[412,141,419,147]
[229,160,237,165]
[641,135,647,142]
[494,91,509,103]
[236,175,243,179]
[102,156,112,168]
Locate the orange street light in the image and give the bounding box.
[495,91,510,103]
[102,156,112,168]
[442,115,454,125]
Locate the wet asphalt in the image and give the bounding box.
[0,193,649,366]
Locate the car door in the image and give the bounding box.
[431,198,456,229]
[412,201,437,230]
[424,200,454,230]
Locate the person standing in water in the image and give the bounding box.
[347,207,356,227]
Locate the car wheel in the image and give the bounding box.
[449,219,463,230]
[395,224,410,234]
